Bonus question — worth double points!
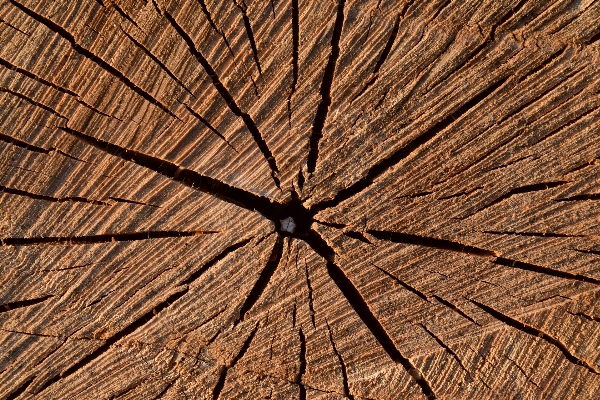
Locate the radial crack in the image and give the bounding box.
[494,47,570,123]
[491,0,528,40]
[197,0,234,56]
[150,0,162,14]
[1,295,53,314]
[1,86,67,118]
[238,236,284,322]
[568,311,600,322]
[1,16,29,35]
[6,377,34,400]
[587,29,600,46]
[350,14,400,104]
[287,0,299,128]
[9,0,178,119]
[0,132,49,153]
[30,340,67,385]
[420,323,469,374]
[51,289,189,385]
[234,0,262,75]
[494,257,600,286]
[311,75,510,212]
[432,295,480,325]
[172,307,227,341]
[314,220,346,229]
[119,27,193,96]
[184,105,238,153]
[2,230,218,247]
[185,239,256,288]
[298,328,307,400]
[470,181,570,215]
[482,230,584,238]
[306,0,346,174]
[0,56,78,97]
[344,231,372,244]
[470,299,600,374]
[302,256,317,328]
[430,0,452,21]
[0,185,110,206]
[325,321,352,398]
[557,193,600,202]
[39,239,253,392]
[572,248,600,257]
[163,10,280,188]
[366,230,497,257]
[377,237,600,287]
[111,3,140,28]
[59,126,288,219]
[42,263,91,272]
[304,229,435,397]
[76,99,121,120]
[438,186,482,200]
[325,259,435,398]
[0,328,66,339]
[372,264,429,302]
[213,323,259,399]
[107,196,160,208]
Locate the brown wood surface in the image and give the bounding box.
[1,0,600,398]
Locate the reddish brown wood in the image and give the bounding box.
[1,0,600,398]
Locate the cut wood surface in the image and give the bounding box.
[1,0,600,398]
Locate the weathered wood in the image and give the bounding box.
[1,0,600,398]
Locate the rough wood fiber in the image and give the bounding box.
[0,0,599,398]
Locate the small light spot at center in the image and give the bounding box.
[280,217,296,233]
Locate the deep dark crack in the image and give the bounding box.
[306,0,346,174]
[4,3,595,399]
[163,9,280,188]
[50,93,432,400]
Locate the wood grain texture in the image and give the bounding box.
[1,0,599,398]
